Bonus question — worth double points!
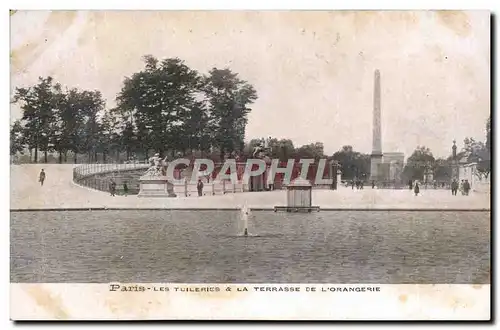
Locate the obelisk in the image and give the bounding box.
[370,69,383,182]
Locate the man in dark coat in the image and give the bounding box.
[39,169,46,186]
[109,179,116,197]
[464,180,471,196]
[197,179,204,197]
[451,179,458,196]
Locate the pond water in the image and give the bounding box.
[11,210,490,283]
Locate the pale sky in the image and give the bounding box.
[10,10,490,158]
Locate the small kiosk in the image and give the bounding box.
[274,177,320,212]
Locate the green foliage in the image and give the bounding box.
[10,120,24,157]
[12,77,60,162]
[12,56,486,173]
[10,56,259,164]
[117,57,191,155]
[11,77,107,163]
[331,145,370,180]
[116,56,240,158]
[242,138,326,162]
[462,136,490,179]
[433,158,452,181]
[296,142,325,160]
[462,137,489,162]
[202,68,257,158]
[402,146,435,181]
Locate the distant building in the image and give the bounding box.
[458,162,490,193]
[457,149,490,193]
[382,152,405,183]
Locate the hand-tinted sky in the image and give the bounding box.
[10,11,490,158]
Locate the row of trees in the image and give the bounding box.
[10,77,105,163]
[402,120,491,181]
[10,53,490,182]
[326,114,490,182]
[10,56,257,163]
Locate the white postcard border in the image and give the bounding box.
[10,283,490,320]
[4,0,497,327]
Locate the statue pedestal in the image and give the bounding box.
[138,176,176,198]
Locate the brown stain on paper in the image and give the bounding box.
[11,11,77,73]
[436,11,472,37]
[24,286,69,319]
[103,284,247,318]
[339,11,420,32]
[104,286,166,318]
[427,44,447,63]
[395,285,487,314]
[105,294,164,318]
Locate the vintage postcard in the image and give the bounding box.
[9,10,490,320]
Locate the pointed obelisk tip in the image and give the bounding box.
[375,69,380,77]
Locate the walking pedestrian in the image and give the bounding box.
[414,181,420,196]
[38,169,46,186]
[464,180,471,196]
[408,179,413,190]
[123,182,129,197]
[451,179,458,196]
[109,179,116,197]
[460,180,465,195]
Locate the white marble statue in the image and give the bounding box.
[144,153,169,176]
[252,137,272,159]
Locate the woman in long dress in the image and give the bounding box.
[414,181,420,196]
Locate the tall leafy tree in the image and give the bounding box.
[12,76,60,163]
[202,68,257,159]
[96,109,121,163]
[116,55,202,158]
[433,158,452,181]
[121,120,136,160]
[77,90,106,163]
[10,120,25,160]
[462,137,488,161]
[296,142,325,160]
[462,136,490,179]
[331,145,371,180]
[402,146,435,180]
[272,139,296,161]
[179,100,210,154]
[51,87,79,163]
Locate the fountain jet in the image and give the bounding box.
[241,203,250,236]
